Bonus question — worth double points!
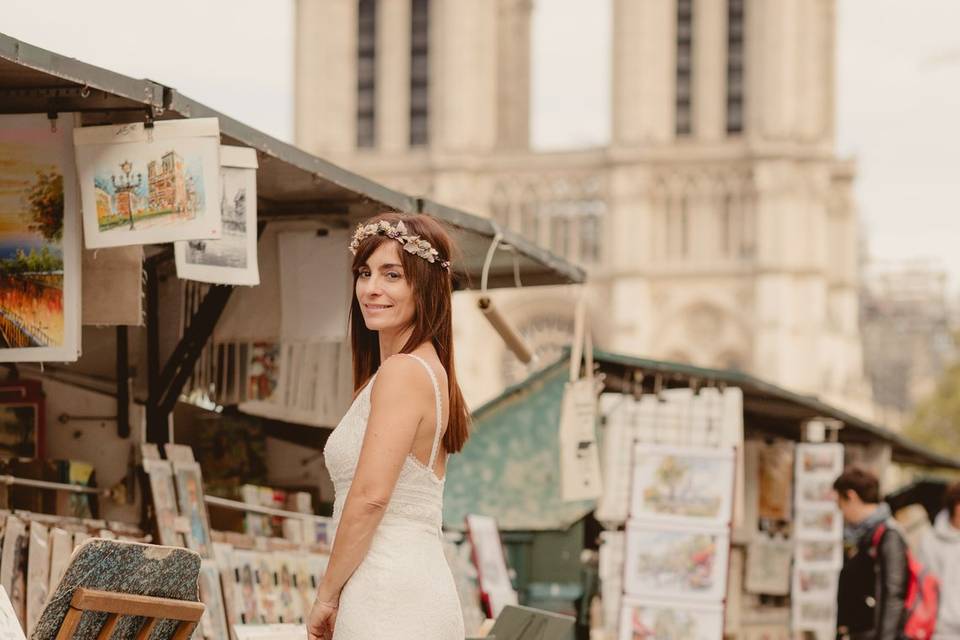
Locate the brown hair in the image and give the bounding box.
[348,212,470,453]
[944,481,960,520]
[833,466,881,504]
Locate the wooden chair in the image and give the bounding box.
[54,587,205,640]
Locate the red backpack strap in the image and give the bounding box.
[868,523,888,559]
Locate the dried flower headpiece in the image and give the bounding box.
[348,219,451,270]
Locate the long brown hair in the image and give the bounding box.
[348,212,471,453]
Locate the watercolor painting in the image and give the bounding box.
[176,145,260,285]
[630,444,735,528]
[796,540,843,569]
[795,507,843,541]
[796,443,844,478]
[624,522,730,602]
[619,598,723,640]
[0,114,81,362]
[74,118,221,248]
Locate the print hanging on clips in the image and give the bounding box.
[73,117,222,249]
[175,145,260,285]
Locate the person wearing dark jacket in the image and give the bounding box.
[833,467,908,640]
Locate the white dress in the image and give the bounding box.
[323,354,465,639]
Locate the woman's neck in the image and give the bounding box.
[378,325,415,362]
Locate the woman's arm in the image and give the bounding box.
[314,355,430,604]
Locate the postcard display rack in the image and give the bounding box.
[595,387,743,640]
[790,443,844,640]
[140,444,333,640]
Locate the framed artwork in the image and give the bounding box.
[619,597,723,640]
[273,554,303,624]
[212,542,241,627]
[73,118,222,249]
[175,145,260,285]
[142,459,183,547]
[796,540,843,570]
[173,461,213,558]
[624,521,730,602]
[466,514,518,618]
[795,507,843,541]
[796,477,837,510]
[793,568,839,599]
[0,114,82,363]
[792,597,837,634]
[0,381,44,458]
[629,443,735,528]
[230,550,263,625]
[796,443,844,478]
[744,537,792,596]
[254,552,279,624]
[197,559,230,640]
[0,584,24,640]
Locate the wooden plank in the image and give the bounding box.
[71,588,205,622]
[54,607,83,640]
[171,620,198,640]
[134,617,159,640]
[96,613,120,640]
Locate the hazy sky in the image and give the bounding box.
[4,0,959,294]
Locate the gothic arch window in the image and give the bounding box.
[675,0,694,136]
[520,187,539,244]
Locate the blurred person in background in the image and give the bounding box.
[918,481,960,640]
[834,467,908,640]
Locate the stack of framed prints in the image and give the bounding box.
[620,443,736,640]
[791,443,844,640]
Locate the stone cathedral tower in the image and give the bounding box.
[294,0,872,415]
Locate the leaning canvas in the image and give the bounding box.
[73,118,221,248]
[0,114,82,362]
[175,145,259,285]
[624,521,730,602]
[630,443,735,528]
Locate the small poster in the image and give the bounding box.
[74,118,222,249]
[465,514,518,618]
[796,540,843,570]
[796,443,844,478]
[176,145,260,285]
[630,443,735,528]
[142,459,183,547]
[744,537,792,595]
[0,114,82,363]
[795,507,843,541]
[197,560,230,640]
[624,521,730,602]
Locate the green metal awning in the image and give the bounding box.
[444,350,959,532]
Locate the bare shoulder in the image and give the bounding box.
[370,354,435,405]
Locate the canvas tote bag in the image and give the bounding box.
[559,298,602,502]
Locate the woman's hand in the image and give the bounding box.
[306,597,338,640]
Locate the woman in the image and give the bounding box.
[307,213,470,640]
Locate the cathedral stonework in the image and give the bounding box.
[294,0,872,416]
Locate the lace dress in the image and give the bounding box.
[323,354,465,639]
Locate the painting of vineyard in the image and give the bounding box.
[0,115,80,361]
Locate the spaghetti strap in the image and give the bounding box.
[401,353,444,470]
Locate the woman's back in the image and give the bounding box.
[323,353,464,639]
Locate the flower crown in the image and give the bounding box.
[349,219,451,270]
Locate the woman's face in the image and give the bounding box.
[356,241,416,333]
